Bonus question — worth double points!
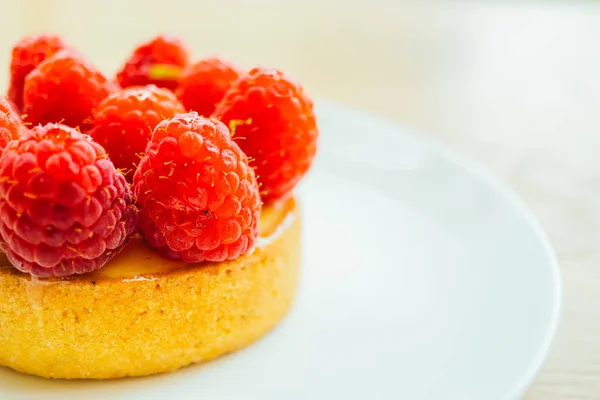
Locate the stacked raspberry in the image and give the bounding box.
[0,34,319,278]
[0,124,138,278]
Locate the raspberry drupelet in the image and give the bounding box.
[22,49,116,131]
[90,85,185,179]
[0,96,24,150]
[133,112,261,263]
[0,124,138,278]
[213,67,318,202]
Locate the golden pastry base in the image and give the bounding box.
[0,197,301,379]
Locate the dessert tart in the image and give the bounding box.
[0,34,318,379]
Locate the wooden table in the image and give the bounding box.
[2,0,598,398]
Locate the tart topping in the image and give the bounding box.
[133,112,261,263]
[0,124,138,278]
[0,34,318,277]
[213,67,319,202]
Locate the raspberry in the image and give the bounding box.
[0,124,138,278]
[0,96,24,150]
[22,49,115,132]
[89,85,185,179]
[175,57,240,117]
[133,112,261,263]
[116,35,189,91]
[213,67,318,202]
[7,34,67,111]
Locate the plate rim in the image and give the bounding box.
[316,100,563,400]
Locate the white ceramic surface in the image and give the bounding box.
[0,102,561,400]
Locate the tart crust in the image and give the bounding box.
[0,197,301,379]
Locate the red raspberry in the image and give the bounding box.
[213,67,318,202]
[89,85,185,179]
[22,49,115,131]
[116,35,189,91]
[175,57,240,116]
[0,124,139,278]
[0,96,24,150]
[7,34,67,111]
[133,112,261,263]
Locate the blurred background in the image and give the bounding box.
[1,0,598,398]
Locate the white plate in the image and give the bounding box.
[0,102,561,400]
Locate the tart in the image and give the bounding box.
[0,34,318,380]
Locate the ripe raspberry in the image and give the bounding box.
[22,49,115,131]
[133,112,261,263]
[0,124,138,278]
[0,96,24,150]
[213,67,318,202]
[175,57,240,116]
[89,85,185,179]
[7,34,67,111]
[116,35,189,91]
